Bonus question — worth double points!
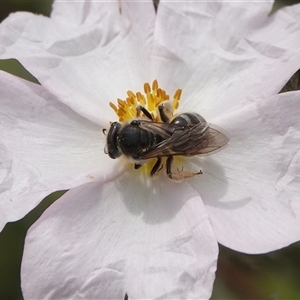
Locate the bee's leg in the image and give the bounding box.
[136,105,153,120]
[167,156,203,181]
[134,163,142,169]
[166,156,174,179]
[150,157,163,176]
[158,104,171,123]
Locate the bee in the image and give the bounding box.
[104,105,229,180]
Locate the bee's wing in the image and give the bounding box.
[140,122,229,159]
[190,124,230,156]
[137,120,180,139]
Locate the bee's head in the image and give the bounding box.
[105,122,122,159]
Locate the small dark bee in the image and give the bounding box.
[104,105,229,180]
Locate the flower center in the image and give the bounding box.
[109,80,182,122]
[106,80,209,181]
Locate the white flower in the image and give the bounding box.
[1,1,300,299]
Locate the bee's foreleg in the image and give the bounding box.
[150,157,163,176]
[136,105,153,120]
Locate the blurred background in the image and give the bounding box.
[0,1,300,299]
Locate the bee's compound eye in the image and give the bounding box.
[106,122,122,158]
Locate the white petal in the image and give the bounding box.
[153,1,300,120]
[22,173,218,299]
[0,1,155,124]
[186,91,300,253]
[51,1,119,27]
[0,71,119,231]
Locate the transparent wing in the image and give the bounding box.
[140,122,229,159]
[135,120,190,139]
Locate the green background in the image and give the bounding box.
[1,1,300,299]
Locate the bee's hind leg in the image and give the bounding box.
[166,156,203,181]
[150,157,163,177]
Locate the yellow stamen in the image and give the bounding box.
[172,88,182,110]
[136,92,146,106]
[144,82,151,94]
[117,99,126,108]
[109,102,118,114]
[127,90,135,98]
[152,80,158,94]
[109,80,182,122]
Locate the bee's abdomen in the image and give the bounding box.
[171,113,207,126]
